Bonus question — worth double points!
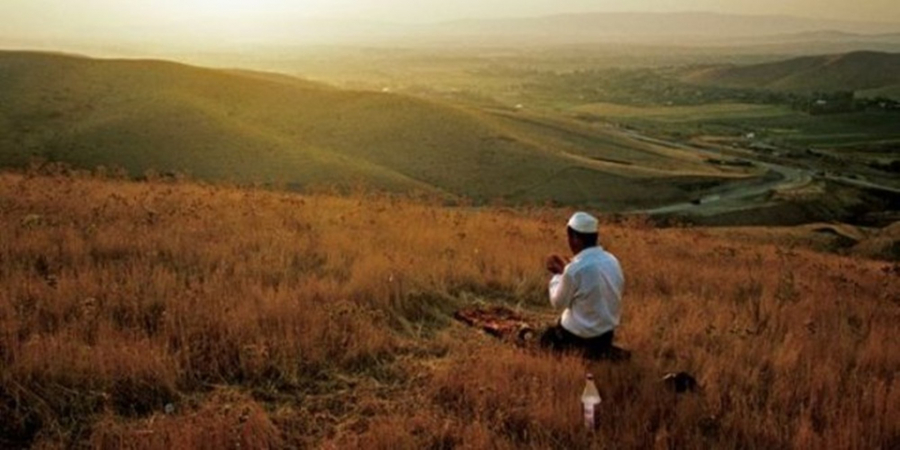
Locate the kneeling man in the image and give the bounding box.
[541,212,625,359]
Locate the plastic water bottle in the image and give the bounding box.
[582,373,601,431]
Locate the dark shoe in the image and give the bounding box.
[585,345,632,362]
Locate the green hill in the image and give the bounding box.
[0,51,732,208]
[682,51,900,97]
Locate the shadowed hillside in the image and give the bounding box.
[683,51,900,94]
[0,51,737,208]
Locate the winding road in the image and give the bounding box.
[619,130,816,216]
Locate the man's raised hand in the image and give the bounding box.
[545,254,567,275]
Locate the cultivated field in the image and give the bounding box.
[570,103,794,123]
[1,170,897,449]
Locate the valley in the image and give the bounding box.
[1,7,899,449]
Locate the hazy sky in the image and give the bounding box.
[2,0,898,43]
[5,0,900,25]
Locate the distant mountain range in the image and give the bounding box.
[427,12,900,45]
[2,12,899,51]
[682,51,900,96]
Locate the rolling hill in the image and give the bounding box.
[682,51,900,95]
[0,51,731,208]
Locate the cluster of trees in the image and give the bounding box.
[858,96,900,112]
[791,92,900,115]
[791,91,856,115]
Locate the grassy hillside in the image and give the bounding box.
[682,51,900,95]
[0,51,735,208]
[1,172,897,448]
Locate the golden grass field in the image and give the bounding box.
[1,168,898,449]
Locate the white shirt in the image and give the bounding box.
[548,246,624,338]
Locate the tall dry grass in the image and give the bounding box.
[1,169,897,449]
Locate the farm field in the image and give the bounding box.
[570,103,795,122]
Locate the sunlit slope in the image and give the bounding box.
[683,51,900,95]
[0,52,421,189]
[0,51,730,206]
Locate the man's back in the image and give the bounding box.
[550,246,624,338]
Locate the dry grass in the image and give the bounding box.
[1,169,898,449]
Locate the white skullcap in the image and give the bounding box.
[567,212,599,234]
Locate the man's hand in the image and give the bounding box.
[545,254,567,275]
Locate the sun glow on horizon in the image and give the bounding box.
[112,0,364,43]
[149,0,351,20]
